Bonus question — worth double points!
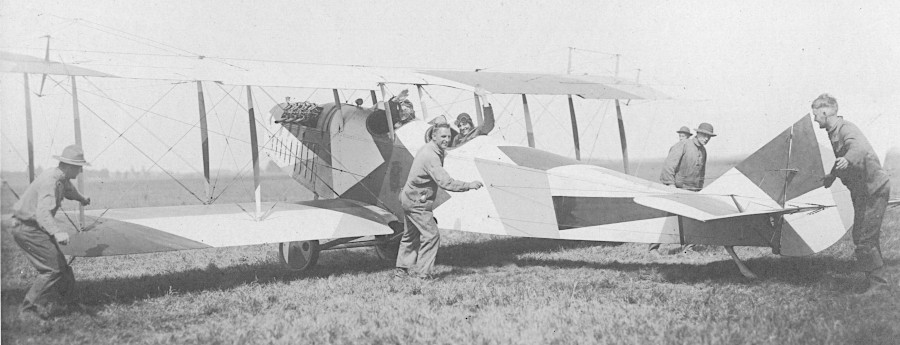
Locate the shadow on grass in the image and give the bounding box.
[3,236,613,308]
[2,234,894,309]
[439,236,619,266]
[437,235,899,290]
[1,248,393,309]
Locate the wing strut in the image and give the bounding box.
[614,54,629,174]
[615,99,629,174]
[416,85,429,120]
[565,47,582,160]
[36,35,51,97]
[246,85,261,219]
[71,76,86,228]
[521,94,536,148]
[378,83,395,140]
[196,81,212,202]
[23,73,36,182]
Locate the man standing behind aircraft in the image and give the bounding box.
[812,93,893,294]
[677,125,692,141]
[395,123,483,279]
[651,123,715,254]
[10,145,91,319]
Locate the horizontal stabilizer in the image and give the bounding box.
[56,199,396,257]
[634,193,829,222]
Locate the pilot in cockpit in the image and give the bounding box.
[423,92,495,148]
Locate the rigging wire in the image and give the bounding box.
[54,77,206,203]
[74,76,206,178]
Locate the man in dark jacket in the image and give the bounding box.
[650,123,715,254]
[813,93,893,294]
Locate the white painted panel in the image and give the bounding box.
[558,216,679,243]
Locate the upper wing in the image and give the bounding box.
[58,199,396,257]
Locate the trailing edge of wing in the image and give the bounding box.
[58,199,396,257]
[633,194,828,222]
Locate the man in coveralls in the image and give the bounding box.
[813,93,894,294]
[9,145,91,319]
[395,123,483,279]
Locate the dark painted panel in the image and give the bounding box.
[736,115,825,204]
[498,146,580,171]
[62,217,211,257]
[552,196,669,230]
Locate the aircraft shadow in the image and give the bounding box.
[1,248,391,310]
[437,236,896,291]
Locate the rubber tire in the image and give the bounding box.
[278,240,320,271]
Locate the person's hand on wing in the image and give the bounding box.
[834,157,849,170]
[468,181,484,190]
[53,232,70,245]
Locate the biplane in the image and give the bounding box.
[1,50,890,279]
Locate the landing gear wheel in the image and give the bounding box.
[278,240,320,271]
[375,221,403,262]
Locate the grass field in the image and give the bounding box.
[1,170,899,344]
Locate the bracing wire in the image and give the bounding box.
[56,77,206,203]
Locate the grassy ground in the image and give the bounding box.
[1,174,899,344]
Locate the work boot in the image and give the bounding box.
[857,273,893,296]
[392,267,408,279]
[19,304,52,320]
[414,273,437,281]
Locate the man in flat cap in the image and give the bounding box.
[812,93,894,295]
[651,123,715,254]
[9,145,91,319]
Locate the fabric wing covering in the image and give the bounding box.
[56,199,395,257]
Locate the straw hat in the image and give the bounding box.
[676,126,692,136]
[695,123,716,137]
[53,145,91,166]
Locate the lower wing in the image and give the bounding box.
[54,199,396,257]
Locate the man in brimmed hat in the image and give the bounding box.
[812,93,894,295]
[652,123,716,254]
[9,144,91,319]
[677,126,692,141]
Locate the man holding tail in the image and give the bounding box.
[812,93,893,295]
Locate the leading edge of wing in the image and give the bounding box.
[61,199,397,257]
[633,193,829,222]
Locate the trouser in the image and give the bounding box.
[9,218,75,312]
[850,183,890,283]
[649,184,699,252]
[395,196,440,276]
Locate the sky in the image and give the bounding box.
[2,0,899,178]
